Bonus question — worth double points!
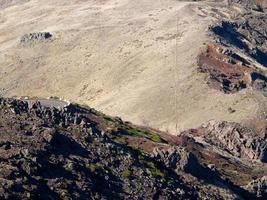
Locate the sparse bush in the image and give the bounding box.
[149,168,165,178]
[121,169,131,178]
[138,155,165,179]
[86,163,101,172]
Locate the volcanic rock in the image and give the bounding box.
[201,120,267,162]
[20,32,52,45]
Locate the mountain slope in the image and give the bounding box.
[0,0,266,132]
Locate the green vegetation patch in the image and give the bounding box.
[54,124,66,132]
[86,163,102,172]
[0,105,8,110]
[113,135,126,144]
[138,155,165,179]
[121,169,131,178]
[117,124,164,143]
[149,168,165,178]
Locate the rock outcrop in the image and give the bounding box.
[152,146,221,183]
[20,32,52,45]
[153,147,198,172]
[199,9,267,94]
[198,44,252,93]
[211,13,267,67]
[201,120,267,162]
[245,176,267,198]
[229,0,267,11]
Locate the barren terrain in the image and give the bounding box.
[0,0,266,133]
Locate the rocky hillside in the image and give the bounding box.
[0,1,266,199]
[0,98,266,199]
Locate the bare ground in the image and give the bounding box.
[0,0,266,133]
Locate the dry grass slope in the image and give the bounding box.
[0,0,266,133]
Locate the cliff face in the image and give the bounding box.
[0,98,266,199]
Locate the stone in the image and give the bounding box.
[20,32,52,45]
[245,176,267,198]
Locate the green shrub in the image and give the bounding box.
[86,163,101,172]
[138,155,165,179]
[122,169,131,178]
[149,168,165,178]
